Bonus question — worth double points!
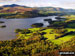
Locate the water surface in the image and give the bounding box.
[0,16,57,40]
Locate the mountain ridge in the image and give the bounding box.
[0,4,75,12]
[2,4,30,8]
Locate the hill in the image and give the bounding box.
[0,4,34,13]
[37,7,75,12]
[2,4,30,8]
[0,4,75,13]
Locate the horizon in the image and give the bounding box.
[1,4,75,10]
[0,0,75,9]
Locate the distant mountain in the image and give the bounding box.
[0,4,34,13]
[1,4,75,13]
[2,4,30,8]
[37,7,75,12]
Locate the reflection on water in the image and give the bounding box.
[0,16,57,40]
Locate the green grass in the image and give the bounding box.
[67,28,75,32]
[18,33,31,39]
[42,28,75,45]
[29,28,40,32]
[44,34,59,40]
[44,34,55,40]
[42,29,59,40]
[51,33,75,45]
[42,29,53,33]
[17,27,75,45]
[50,28,75,45]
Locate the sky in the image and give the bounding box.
[0,0,75,9]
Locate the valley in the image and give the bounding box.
[0,4,75,56]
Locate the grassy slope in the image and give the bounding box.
[43,28,75,45]
[17,28,75,45]
[52,33,75,45]
[51,15,75,45]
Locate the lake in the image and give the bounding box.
[0,16,57,40]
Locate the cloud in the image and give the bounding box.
[48,0,75,9]
[0,0,20,2]
[0,0,75,9]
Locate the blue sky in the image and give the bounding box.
[0,0,75,9]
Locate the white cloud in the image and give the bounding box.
[0,0,75,9]
[47,0,75,9]
[0,0,20,2]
